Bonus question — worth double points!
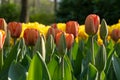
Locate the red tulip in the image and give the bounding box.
[0,18,7,32]
[85,14,100,36]
[0,30,6,49]
[66,21,79,38]
[111,29,120,42]
[23,28,39,46]
[8,22,22,38]
[56,32,74,50]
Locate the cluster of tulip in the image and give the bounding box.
[0,14,120,80]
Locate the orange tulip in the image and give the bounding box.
[23,28,39,46]
[111,29,120,42]
[51,23,57,29]
[56,32,74,50]
[66,21,79,38]
[47,27,62,41]
[0,30,6,49]
[85,14,100,36]
[0,18,7,32]
[8,22,22,38]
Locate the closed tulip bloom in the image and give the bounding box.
[51,23,57,29]
[23,28,39,46]
[85,14,100,36]
[111,29,120,42]
[0,18,7,32]
[56,32,74,50]
[0,30,6,49]
[66,21,79,38]
[47,27,62,41]
[66,33,74,49]
[8,22,22,38]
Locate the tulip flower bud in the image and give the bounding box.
[0,30,6,49]
[8,22,22,38]
[55,32,67,57]
[66,21,79,38]
[100,19,108,40]
[85,14,100,36]
[111,29,120,42]
[47,27,62,42]
[23,28,39,46]
[56,32,74,50]
[51,23,57,29]
[0,18,7,33]
[66,33,74,49]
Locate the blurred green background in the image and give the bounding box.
[0,0,120,25]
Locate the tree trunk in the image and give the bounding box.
[20,0,29,23]
[54,0,57,12]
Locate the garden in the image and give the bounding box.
[0,14,120,80]
[0,0,120,80]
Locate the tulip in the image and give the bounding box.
[0,30,6,70]
[0,18,7,32]
[111,29,120,42]
[47,27,62,42]
[66,21,79,38]
[51,23,57,29]
[66,33,74,49]
[56,32,74,50]
[8,22,22,38]
[85,14,100,36]
[23,28,39,46]
[0,30,6,49]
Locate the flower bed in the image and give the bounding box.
[0,14,120,80]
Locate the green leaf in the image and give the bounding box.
[71,40,79,60]
[46,35,55,63]
[34,35,46,61]
[112,54,120,80]
[0,40,21,80]
[27,52,51,80]
[87,63,98,80]
[46,34,55,56]
[8,61,27,80]
[3,40,20,70]
[57,33,67,57]
[100,71,106,80]
[95,44,106,72]
[79,59,88,80]
[17,38,27,62]
[114,43,120,57]
[94,41,99,57]
[52,56,72,80]
[73,40,84,78]
[47,55,59,79]
[105,49,114,74]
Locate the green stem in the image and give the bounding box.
[98,72,101,80]
[0,49,3,71]
[103,38,107,46]
[61,57,64,80]
[14,38,17,45]
[90,36,95,65]
[31,46,34,58]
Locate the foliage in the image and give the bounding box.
[0,3,20,22]
[30,13,55,25]
[1,17,120,80]
[56,0,120,25]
